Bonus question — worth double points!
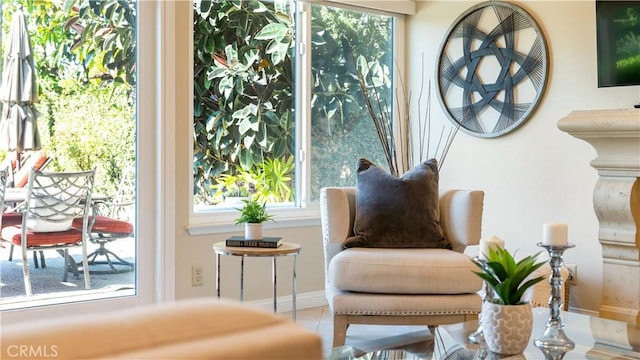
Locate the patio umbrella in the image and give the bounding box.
[0,5,41,168]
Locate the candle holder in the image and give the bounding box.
[468,256,492,344]
[534,243,575,360]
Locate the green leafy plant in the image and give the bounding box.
[215,172,255,199]
[193,0,296,204]
[234,199,275,224]
[213,157,294,204]
[472,247,547,305]
[253,157,294,202]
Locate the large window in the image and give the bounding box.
[0,0,142,311]
[193,1,397,212]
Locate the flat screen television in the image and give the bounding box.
[596,0,640,88]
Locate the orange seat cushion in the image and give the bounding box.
[1,212,23,227]
[14,151,48,188]
[1,225,82,246]
[72,216,134,236]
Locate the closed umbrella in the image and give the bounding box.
[0,5,41,168]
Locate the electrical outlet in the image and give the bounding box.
[566,264,577,285]
[192,265,203,286]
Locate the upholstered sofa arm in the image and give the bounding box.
[320,187,356,281]
[1,298,323,359]
[439,189,484,253]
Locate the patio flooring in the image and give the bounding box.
[0,238,135,310]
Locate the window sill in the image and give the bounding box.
[186,206,321,236]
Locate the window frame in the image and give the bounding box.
[187,1,406,236]
[0,0,165,322]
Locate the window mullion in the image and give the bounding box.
[295,1,312,208]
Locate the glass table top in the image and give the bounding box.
[328,307,640,359]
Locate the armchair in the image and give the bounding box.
[320,187,484,346]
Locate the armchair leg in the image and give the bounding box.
[332,315,348,347]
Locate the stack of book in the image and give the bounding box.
[225,236,283,248]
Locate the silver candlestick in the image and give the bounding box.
[468,256,493,344]
[534,242,575,360]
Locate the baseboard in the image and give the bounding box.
[246,290,327,313]
[568,306,599,317]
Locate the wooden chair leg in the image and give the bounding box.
[332,314,348,348]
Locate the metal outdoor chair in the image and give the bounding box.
[0,166,17,225]
[0,169,95,296]
[72,166,135,274]
[6,150,51,267]
[0,166,23,249]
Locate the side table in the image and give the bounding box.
[212,241,302,320]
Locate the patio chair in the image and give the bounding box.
[0,169,95,296]
[0,166,23,248]
[6,150,51,267]
[10,150,51,188]
[72,166,135,273]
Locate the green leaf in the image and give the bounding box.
[475,247,548,305]
[255,23,288,42]
[266,41,290,65]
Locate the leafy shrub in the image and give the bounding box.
[38,82,135,195]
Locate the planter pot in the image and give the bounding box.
[244,223,263,240]
[481,301,533,355]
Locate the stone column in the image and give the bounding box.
[558,109,640,325]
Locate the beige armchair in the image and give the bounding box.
[320,187,485,346]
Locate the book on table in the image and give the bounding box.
[226,236,283,248]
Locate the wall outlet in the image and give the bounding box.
[192,265,203,286]
[566,264,577,285]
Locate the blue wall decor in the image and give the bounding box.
[436,1,549,138]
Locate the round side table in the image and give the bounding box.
[212,241,302,320]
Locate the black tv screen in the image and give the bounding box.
[596,0,640,87]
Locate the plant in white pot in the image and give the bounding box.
[235,199,274,240]
[472,247,547,355]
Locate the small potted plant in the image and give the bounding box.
[234,198,275,240]
[471,247,547,355]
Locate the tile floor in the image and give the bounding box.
[282,306,432,358]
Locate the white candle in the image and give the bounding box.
[543,223,568,246]
[479,236,505,259]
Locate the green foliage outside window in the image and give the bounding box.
[193,0,296,205]
[309,5,391,198]
[1,0,136,194]
[192,0,394,206]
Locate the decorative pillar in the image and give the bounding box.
[558,109,640,325]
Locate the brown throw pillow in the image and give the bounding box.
[343,158,451,249]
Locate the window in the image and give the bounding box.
[0,0,160,316]
[192,0,400,215]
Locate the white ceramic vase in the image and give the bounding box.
[481,301,533,355]
[244,223,263,240]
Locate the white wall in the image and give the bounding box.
[406,1,639,313]
[172,1,639,314]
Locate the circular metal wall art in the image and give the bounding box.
[436,1,549,138]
